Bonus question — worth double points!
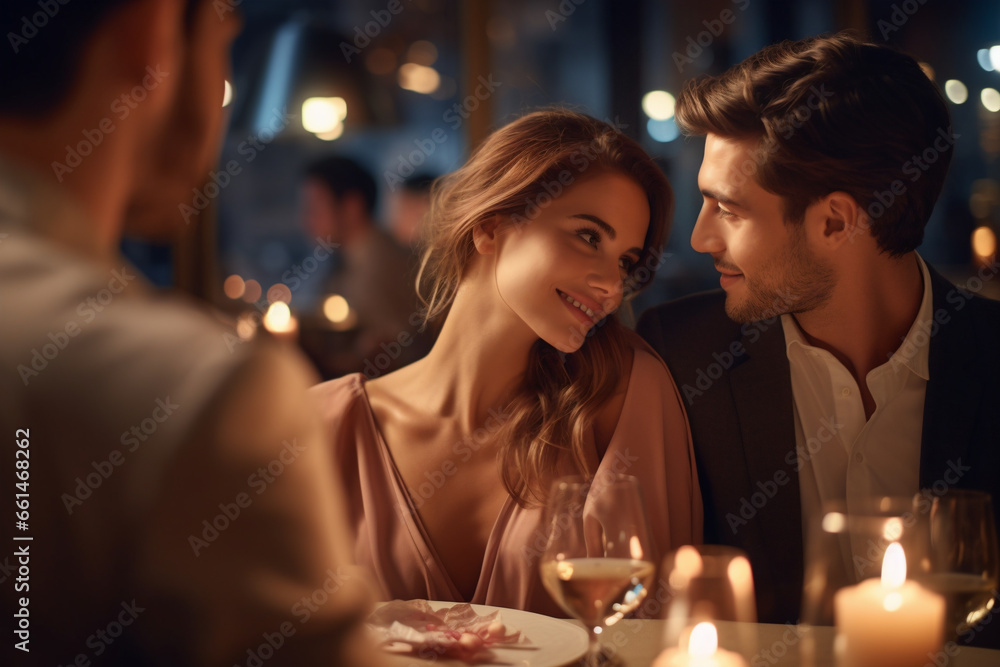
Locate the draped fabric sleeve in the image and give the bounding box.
[596,334,704,615]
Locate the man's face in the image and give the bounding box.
[124,0,242,238]
[691,133,834,323]
[302,179,344,243]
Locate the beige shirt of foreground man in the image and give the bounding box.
[0,159,383,666]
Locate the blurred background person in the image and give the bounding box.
[388,172,436,248]
[300,156,430,378]
[0,1,383,665]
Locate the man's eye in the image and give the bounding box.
[717,204,736,219]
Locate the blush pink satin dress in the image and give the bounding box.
[312,338,703,616]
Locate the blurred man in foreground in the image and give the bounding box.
[0,1,381,664]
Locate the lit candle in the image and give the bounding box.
[652,622,749,667]
[834,542,944,667]
[263,302,300,344]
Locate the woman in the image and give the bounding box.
[312,109,702,615]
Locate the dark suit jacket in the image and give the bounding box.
[637,265,1000,636]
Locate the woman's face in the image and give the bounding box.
[491,170,651,353]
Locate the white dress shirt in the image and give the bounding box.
[783,255,933,534]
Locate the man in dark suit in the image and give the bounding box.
[638,33,1000,641]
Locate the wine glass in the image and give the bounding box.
[539,474,657,667]
[917,490,1000,640]
[660,545,757,659]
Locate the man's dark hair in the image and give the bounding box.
[0,0,201,117]
[305,156,378,216]
[676,32,953,256]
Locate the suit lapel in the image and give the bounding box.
[920,268,980,487]
[728,319,803,617]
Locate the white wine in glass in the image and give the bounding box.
[539,475,656,666]
[920,490,1000,639]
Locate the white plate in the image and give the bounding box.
[377,600,589,667]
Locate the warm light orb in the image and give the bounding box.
[407,40,439,66]
[669,545,703,589]
[223,274,245,300]
[882,517,904,542]
[973,226,997,258]
[688,622,718,657]
[242,279,262,304]
[944,79,968,105]
[822,511,846,533]
[267,283,292,305]
[727,556,753,590]
[642,90,676,120]
[263,302,295,333]
[302,97,348,133]
[323,295,351,323]
[398,63,441,94]
[982,88,1000,113]
[316,122,345,141]
[223,80,233,107]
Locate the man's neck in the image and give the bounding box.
[0,109,131,259]
[790,253,924,389]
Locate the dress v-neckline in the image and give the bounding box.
[355,374,516,603]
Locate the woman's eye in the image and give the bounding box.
[576,228,600,246]
[619,257,636,273]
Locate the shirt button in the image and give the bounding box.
[854,452,864,463]
[840,387,851,398]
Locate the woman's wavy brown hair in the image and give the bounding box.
[416,108,673,507]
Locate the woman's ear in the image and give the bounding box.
[472,216,501,255]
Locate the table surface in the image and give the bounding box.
[381,616,1000,666]
[596,619,1000,667]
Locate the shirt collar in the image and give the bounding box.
[0,151,110,263]
[780,254,933,380]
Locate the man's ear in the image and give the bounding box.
[472,216,502,255]
[815,191,863,250]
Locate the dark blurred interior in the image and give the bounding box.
[125,0,1000,380]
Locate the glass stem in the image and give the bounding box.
[584,627,601,667]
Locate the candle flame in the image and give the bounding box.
[689,622,718,657]
[263,302,296,333]
[881,542,906,589]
